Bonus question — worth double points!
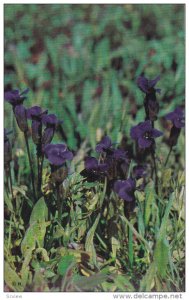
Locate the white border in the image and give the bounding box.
[1,1,188,299]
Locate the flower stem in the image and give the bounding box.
[37,155,40,193]
[56,183,62,222]
[151,149,158,194]
[24,132,37,202]
[164,146,173,167]
[37,154,44,197]
[8,163,14,200]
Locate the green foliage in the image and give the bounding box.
[154,238,169,279]
[144,181,155,227]
[57,255,76,276]
[29,197,48,224]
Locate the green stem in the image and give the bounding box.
[24,132,37,202]
[128,226,134,267]
[8,163,14,201]
[37,154,40,194]
[56,183,62,222]
[151,150,158,195]
[164,146,173,167]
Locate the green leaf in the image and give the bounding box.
[29,197,48,224]
[162,168,172,188]
[139,262,156,292]
[57,255,75,276]
[158,192,175,239]
[21,221,49,255]
[144,181,155,227]
[111,236,120,258]
[85,213,100,265]
[154,238,169,278]
[113,275,134,292]
[128,227,134,267]
[20,249,33,288]
[73,273,108,291]
[4,262,24,292]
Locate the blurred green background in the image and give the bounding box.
[4,4,185,151]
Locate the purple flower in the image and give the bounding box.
[42,114,61,126]
[96,136,112,153]
[27,106,48,120]
[44,144,73,166]
[165,107,185,128]
[137,76,161,94]
[137,76,160,121]
[4,88,29,106]
[85,157,109,173]
[130,120,163,149]
[14,105,28,132]
[114,178,136,202]
[41,114,62,146]
[27,106,48,145]
[4,88,29,132]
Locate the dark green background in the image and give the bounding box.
[4,4,185,152]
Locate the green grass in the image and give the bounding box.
[4,4,185,292]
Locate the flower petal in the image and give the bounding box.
[151,128,163,138]
[149,76,160,88]
[85,157,98,170]
[14,105,28,132]
[118,188,134,202]
[137,76,149,93]
[138,137,152,149]
[114,180,127,193]
[96,136,112,153]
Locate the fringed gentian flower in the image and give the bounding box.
[27,106,48,145]
[130,120,163,149]
[137,75,160,121]
[5,88,29,132]
[137,76,161,94]
[44,144,73,166]
[165,107,185,129]
[165,107,185,146]
[4,88,29,106]
[44,143,73,184]
[114,178,136,202]
[14,104,28,132]
[96,136,112,153]
[42,114,62,147]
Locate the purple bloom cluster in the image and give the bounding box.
[5,88,73,192]
[82,135,129,182]
[4,74,185,208]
